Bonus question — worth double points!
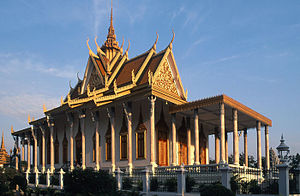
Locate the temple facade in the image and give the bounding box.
[11,7,272,173]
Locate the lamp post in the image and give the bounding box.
[276,134,290,196]
[276,134,290,164]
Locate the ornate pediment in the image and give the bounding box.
[88,67,103,90]
[153,60,179,96]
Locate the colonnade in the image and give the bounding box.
[18,99,270,173]
[212,103,270,169]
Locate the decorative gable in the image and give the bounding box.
[153,59,179,96]
[88,67,103,90]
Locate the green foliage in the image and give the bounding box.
[289,153,300,170]
[150,177,159,191]
[122,177,132,190]
[136,179,143,191]
[264,180,278,194]
[248,180,261,194]
[164,177,177,192]
[64,168,118,195]
[0,167,27,195]
[199,184,235,196]
[186,175,196,192]
[39,173,46,184]
[51,174,59,186]
[29,173,35,184]
[230,174,239,193]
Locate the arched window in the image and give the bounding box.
[75,121,82,166]
[135,109,146,159]
[178,117,187,165]
[54,132,59,164]
[105,120,112,161]
[92,133,101,162]
[199,124,207,164]
[62,131,68,164]
[119,115,128,160]
[156,108,169,166]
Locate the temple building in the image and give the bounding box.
[11,6,272,173]
[0,132,10,167]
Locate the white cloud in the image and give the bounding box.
[0,52,77,79]
[0,93,59,121]
[201,55,240,65]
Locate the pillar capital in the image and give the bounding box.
[232,108,237,120]
[78,109,86,119]
[91,111,100,122]
[47,116,55,127]
[265,125,269,134]
[219,102,225,115]
[66,112,74,123]
[107,107,115,120]
[148,95,156,103]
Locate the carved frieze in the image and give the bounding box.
[153,60,178,96]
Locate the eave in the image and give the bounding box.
[169,94,272,127]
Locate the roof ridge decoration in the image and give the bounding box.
[87,38,98,58]
[94,36,106,56]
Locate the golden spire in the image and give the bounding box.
[103,0,120,62]
[1,131,4,150]
[105,0,118,48]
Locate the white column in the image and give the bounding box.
[67,113,74,171]
[21,139,25,161]
[205,137,209,164]
[244,129,248,167]
[220,103,226,163]
[256,121,262,169]
[27,133,31,172]
[225,132,228,163]
[79,110,86,170]
[265,125,270,170]
[171,113,177,166]
[126,103,133,173]
[40,127,46,173]
[94,112,100,171]
[187,117,192,165]
[233,109,239,165]
[109,107,116,172]
[149,96,156,168]
[31,127,38,172]
[48,117,55,173]
[194,109,200,165]
[215,128,220,164]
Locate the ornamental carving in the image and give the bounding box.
[153,60,178,95]
[88,68,103,90]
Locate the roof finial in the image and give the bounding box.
[110,0,113,28]
[169,29,175,50]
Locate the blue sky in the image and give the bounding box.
[0,0,300,159]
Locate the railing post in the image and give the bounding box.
[277,163,290,196]
[35,170,40,187]
[142,168,150,193]
[59,168,65,189]
[220,164,231,190]
[25,170,29,184]
[176,164,186,195]
[114,167,123,191]
[46,169,51,187]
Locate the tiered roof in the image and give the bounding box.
[0,132,10,166]
[49,8,187,113]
